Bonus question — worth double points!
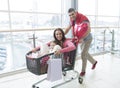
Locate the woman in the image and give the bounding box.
[53,28,76,55]
[53,28,76,66]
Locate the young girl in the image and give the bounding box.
[32,40,62,57]
[49,40,62,53]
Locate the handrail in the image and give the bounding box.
[0,26,120,33]
[0,27,57,32]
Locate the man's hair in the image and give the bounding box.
[68,8,76,13]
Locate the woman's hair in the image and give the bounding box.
[53,28,66,47]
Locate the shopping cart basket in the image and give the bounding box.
[26,48,83,88]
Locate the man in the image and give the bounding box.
[64,8,97,76]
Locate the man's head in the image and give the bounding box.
[68,8,77,21]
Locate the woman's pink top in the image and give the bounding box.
[59,39,76,53]
[34,39,76,53]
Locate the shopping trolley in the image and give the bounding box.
[26,47,83,88]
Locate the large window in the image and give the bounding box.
[1,0,120,75]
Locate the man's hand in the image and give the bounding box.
[78,39,84,43]
[64,25,71,35]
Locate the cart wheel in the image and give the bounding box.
[63,71,66,76]
[78,76,83,84]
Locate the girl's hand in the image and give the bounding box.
[54,50,61,55]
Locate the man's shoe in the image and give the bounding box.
[80,72,85,76]
[92,61,97,69]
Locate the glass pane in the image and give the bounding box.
[106,28,120,57]
[0,0,8,10]
[10,0,61,13]
[11,42,29,70]
[37,0,61,13]
[35,30,54,46]
[114,29,120,50]
[78,0,96,15]
[36,14,61,28]
[10,0,34,12]
[0,43,8,71]
[0,32,33,73]
[97,16,119,27]
[0,32,12,72]
[0,12,9,30]
[62,0,72,14]
[90,29,105,53]
[11,13,34,29]
[0,32,11,43]
[87,16,96,26]
[11,13,61,29]
[98,0,119,16]
[0,30,56,73]
[62,14,69,27]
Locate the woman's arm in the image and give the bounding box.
[31,46,40,52]
[59,39,76,53]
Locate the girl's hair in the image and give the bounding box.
[50,40,57,45]
[53,28,66,47]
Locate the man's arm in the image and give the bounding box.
[64,25,72,35]
[78,22,91,43]
[82,22,91,39]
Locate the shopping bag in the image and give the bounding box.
[47,58,62,82]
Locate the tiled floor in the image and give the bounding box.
[0,53,120,88]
